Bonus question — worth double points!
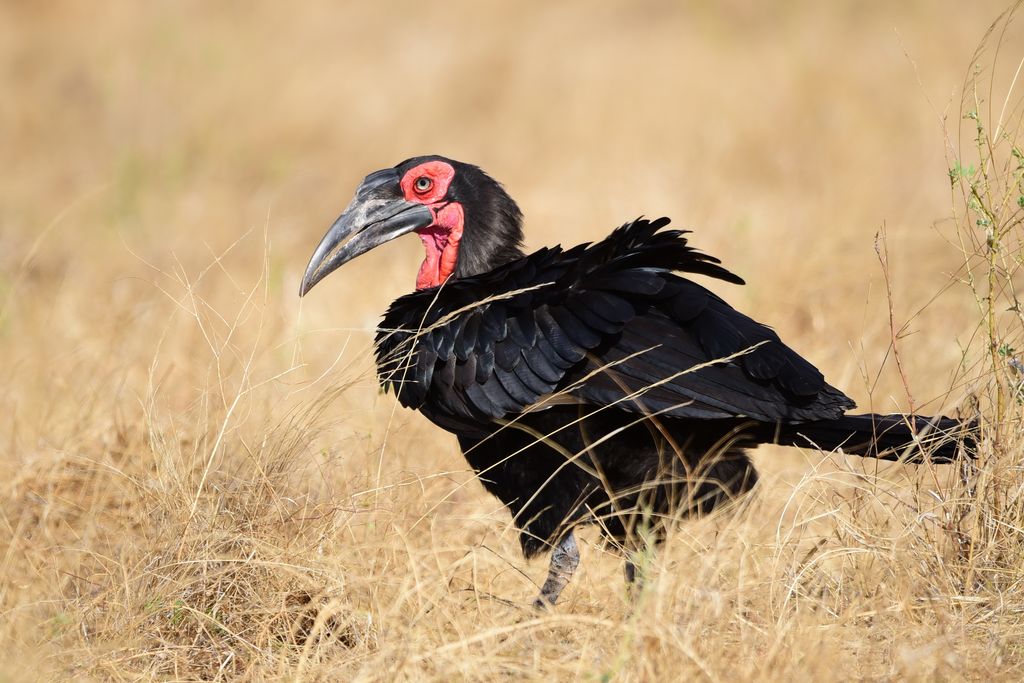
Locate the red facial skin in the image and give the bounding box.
[400,161,464,290]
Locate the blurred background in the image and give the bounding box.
[3,0,1001,471]
[2,1,1020,679]
[3,1,1003,386]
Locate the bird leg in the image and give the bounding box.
[532,531,580,608]
[624,559,638,585]
[624,556,644,600]
[623,543,652,602]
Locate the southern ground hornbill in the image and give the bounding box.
[299,155,973,607]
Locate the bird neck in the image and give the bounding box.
[451,197,526,280]
[454,231,525,279]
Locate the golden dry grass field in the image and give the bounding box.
[3,1,1024,680]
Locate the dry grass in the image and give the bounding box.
[3,1,1024,680]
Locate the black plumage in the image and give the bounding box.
[300,155,975,606]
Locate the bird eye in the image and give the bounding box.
[414,176,433,193]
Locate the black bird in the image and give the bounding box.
[300,155,973,607]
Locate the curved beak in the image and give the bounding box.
[299,168,434,296]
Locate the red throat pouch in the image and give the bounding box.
[415,203,464,289]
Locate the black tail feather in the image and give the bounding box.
[770,413,975,464]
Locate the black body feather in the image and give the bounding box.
[375,217,974,556]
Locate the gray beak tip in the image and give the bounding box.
[298,259,324,297]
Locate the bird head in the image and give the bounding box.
[299,156,524,296]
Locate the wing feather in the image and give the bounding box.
[374,217,853,426]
